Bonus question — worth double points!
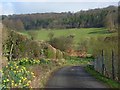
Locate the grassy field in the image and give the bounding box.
[20,28,117,44]
[20,28,117,54]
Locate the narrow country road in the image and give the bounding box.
[46,66,108,88]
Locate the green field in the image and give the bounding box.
[21,28,117,43]
[19,28,117,54]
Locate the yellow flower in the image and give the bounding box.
[15,84,17,87]
[3,80,6,83]
[21,77,24,79]
[28,80,31,83]
[12,82,14,86]
[31,72,34,75]
[0,70,2,72]
[6,79,9,82]
[16,71,19,73]
[16,66,19,69]
[26,83,29,86]
[23,67,26,70]
[6,66,8,68]
[19,80,21,83]
[21,69,23,72]
[13,71,16,73]
[23,77,27,81]
[19,82,21,85]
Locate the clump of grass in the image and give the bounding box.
[85,65,120,88]
[65,57,93,66]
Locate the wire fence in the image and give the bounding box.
[94,50,119,81]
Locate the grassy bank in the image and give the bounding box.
[64,57,94,66]
[1,58,66,88]
[27,60,66,88]
[85,65,120,88]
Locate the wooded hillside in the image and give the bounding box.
[1,6,118,32]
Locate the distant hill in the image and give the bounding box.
[1,5,118,31]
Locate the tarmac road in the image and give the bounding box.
[46,66,108,88]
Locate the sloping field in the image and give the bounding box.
[21,28,117,43]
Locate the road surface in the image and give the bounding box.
[46,66,108,88]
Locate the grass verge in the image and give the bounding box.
[85,65,120,88]
[26,60,66,88]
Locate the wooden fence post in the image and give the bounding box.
[101,50,104,75]
[9,43,14,61]
[95,56,98,71]
[111,50,115,79]
[118,1,120,83]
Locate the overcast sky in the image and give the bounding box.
[0,0,119,15]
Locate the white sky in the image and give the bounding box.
[0,0,119,15]
[0,0,120,2]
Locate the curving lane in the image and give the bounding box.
[46,66,108,88]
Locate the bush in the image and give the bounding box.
[48,35,74,51]
[3,30,43,60]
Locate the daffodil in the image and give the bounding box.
[28,80,31,83]
[3,80,6,83]
[19,80,21,83]
[11,82,14,86]
[2,59,37,88]
[11,68,13,70]
[31,72,34,75]
[26,83,29,86]
[6,66,8,68]
[25,77,27,80]
[6,79,9,82]
[23,67,26,70]
[23,77,27,81]
[0,70,2,72]
[19,82,21,85]
[15,84,17,87]
[21,77,24,79]
[13,71,16,73]
[16,66,19,69]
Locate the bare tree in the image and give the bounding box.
[105,11,117,32]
